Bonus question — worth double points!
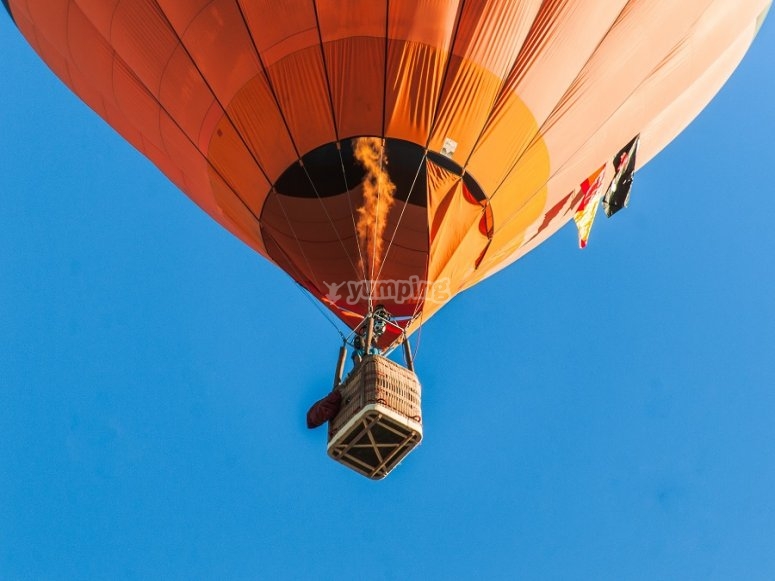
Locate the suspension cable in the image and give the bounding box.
[299,161,362,282]
[375,148,428,283]
[337,143,367,282]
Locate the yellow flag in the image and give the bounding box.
[574,166,606,248]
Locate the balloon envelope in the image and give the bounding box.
[4,0,770,343]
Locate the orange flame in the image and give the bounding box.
[353,137,396,281]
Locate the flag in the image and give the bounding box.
[573,165,606,248]
[603,135,640,217]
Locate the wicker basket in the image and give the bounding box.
[327,355,422,479]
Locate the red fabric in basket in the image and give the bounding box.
[306,390,342,429]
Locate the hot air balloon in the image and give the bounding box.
[4,0,770,477]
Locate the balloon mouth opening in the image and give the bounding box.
[272,137,486,205]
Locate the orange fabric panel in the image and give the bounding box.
[475,22,763,284]
[468,1,628,194]
[477,0,767,284]
[161,0,262,107]
[67,4,115,88]
[499,0,629,130]
[111,59,165,149]
[449,0,539,73]
[154,0,211,32]
[156,114,228,210]
[266,47,336,157]
[428,56,502,161]
[426,167,480,282]
[224,73,298,182]
[465,93,540,197]
[207,119,270,219]
[72,0,121,38]
[635,1,770,164]
[532,0,715,177]
[64,1,169,152]
[316,0,387,139]
[575,0,766,173]
[239,0,319,67]
[156,112,268,256]
[159,46,220,145]
[62,11,114,109]
[317,0,385,42]
[425,174,485,287]
[469,142,550,281]
[425,215,486,314]
[385,41,445,144]
[12,3,75,89]
[323,37,385,138]
[427,0,540,162]
[18,0,69,53]
[383,1,458,143]
[109,0,178,93]
[231,2,337,158]
[387,0,459,46]
[208,172,269,257]
[640,27,762,166]
[197,101,226,153]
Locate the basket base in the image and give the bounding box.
[327,404,422,480]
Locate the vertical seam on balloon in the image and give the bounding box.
[17,1,270,262]
[374,150,428,283]
[372,145,429,337]
[458,1,543,174]
[71,2,266,237]
[424,0,467,153]
[156,0,348,289]
[230,0,323,278]
[485,0,635,202]
[234,0,363,287]
[260,223,348,339]
[486,0,720,257]
[233,1,301,160]
[311,0,340,143]
[296,161,364,281]
[365,0,392,309]
[262,190,328,298]
[154,0,273,185]
[236,3,362,287]
[375,4,433,301]
[431,1,546,274]
[381,0,390,138]
[311,1,368,282]
[406,0,467,331]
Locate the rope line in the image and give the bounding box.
[375,149,428,283]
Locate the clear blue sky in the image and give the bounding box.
[1,13,774,581]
